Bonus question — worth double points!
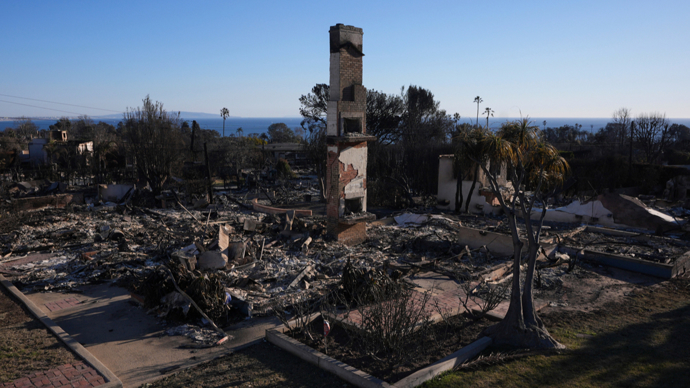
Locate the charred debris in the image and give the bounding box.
[2,168,690,343]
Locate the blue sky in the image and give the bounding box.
[1,0,688,119]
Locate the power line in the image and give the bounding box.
[0,99,86,116]
[0,93,122,113]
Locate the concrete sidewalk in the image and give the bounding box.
[25,284,282,388]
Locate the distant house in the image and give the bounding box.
[25,130,93,167]
[436,154,512,214]
[262,143,307,166]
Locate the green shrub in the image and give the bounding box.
[276,158,295,179]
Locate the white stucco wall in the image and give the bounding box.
[437,156,495,214]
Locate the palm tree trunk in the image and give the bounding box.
[454,171,464,213]
[476,104,480,126]
[464,163,480,213]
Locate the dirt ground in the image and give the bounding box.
[534,260,664,314]
[145,341,353,388]
[0,285,79,383]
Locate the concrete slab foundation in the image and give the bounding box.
[23,283,282,388]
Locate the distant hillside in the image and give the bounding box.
[93,111,238,119]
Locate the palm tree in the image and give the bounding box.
[472,119,569,349]
[543,120,547,131]
[473,96,483,126]
[220,107,230,137]
[461,127,489,213]
[451,126,472,212]
[236,127,243,138]
[483,107,494,129]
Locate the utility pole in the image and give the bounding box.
[204,142,213,204]
[628,121,635,183]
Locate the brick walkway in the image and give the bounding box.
[333,287,547,329]
[2,362,104,388]
[334,288,473,329]
[44,298,81,313]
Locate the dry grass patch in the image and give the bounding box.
[144,341,352,388]
[422,277,690,388]
[0,286,79,383]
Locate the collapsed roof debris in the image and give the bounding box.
[532,192,682,233]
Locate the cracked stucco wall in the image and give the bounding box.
[337,143,367,216]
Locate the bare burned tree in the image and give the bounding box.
[123,95,185,195]
[635,112,671,164]
[299,84,328,134]
[13,117,39,140]
[366,89,404,145]
[299,84,329,199]
[612,108,632,151]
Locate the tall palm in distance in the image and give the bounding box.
[220,107,230,137]
[474,96,484,126]
[483,107,494,129]
[473,96,483,126]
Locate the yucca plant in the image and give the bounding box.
[467,118,570,349]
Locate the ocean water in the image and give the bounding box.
[462,117,690,131]
[3,117,689,136]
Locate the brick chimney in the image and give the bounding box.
[325,24,376,245]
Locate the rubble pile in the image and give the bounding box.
[3,181,690,337]
[2,197,507,327]
[559,230,689,264]
[6,180,69,198]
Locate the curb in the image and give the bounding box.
[391,336,492,388]
[0,275,122,388]
[266,329,393,388]
[266,323,492,388]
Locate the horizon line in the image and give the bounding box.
[3,115,690,120]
